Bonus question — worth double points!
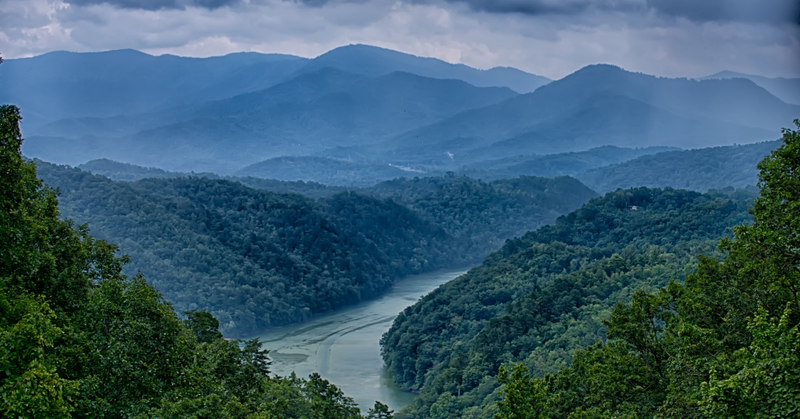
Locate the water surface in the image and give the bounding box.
[252,268,468,412]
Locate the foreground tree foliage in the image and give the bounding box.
[494,120,800,418]
[0,105,389,417]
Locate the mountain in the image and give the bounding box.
[235,156,416,187]
[78,158,347,198]
[298,44,550,93]
[1,44,546,130]
[0,102,373,419]
[0,49,308,126]
[365,175,598,256]
[36,159,597,336]
[457,145,678,180]
[579,140,780,193]
[703,70,800,105]
[377,65,794,166]
[35,160,460,336]
[381,187,754,418]
[22,69,518,173]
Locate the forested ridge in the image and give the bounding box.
[492,121,800,418]
[0,104,395,418]
[580,140,780,193]
[381,186,755,418]
[380,121,800,418]
[35,162,457,336]
[35,160,597,336]
[367,175,597,256]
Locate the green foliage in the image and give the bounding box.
[367,401,394,419]
[381,186,752,418]
[0,104,378,417]
[490,120,800,418]
[494,364,546,419]
[368,175,597,257]
[35,164,461,335]
[36,158,597,336]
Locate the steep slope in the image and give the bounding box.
[381,188,753,418]
[0,49,308,126]
[35,161,460,336]
[703,70,800,105]
[382,65,793,165]
[300,44,550,93]
[0,103,369,419]
[366,175,598,256]
[579,140,780,193]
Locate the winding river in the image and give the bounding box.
[251,268,468,413]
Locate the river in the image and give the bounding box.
[251,268,468,413]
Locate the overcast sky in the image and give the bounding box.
[1,0,798,79]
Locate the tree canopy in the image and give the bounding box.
[0,104,391,417]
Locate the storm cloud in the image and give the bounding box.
[63,0,242,11]
[0,0,798,79]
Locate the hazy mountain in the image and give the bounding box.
[578,140,781,193]
[703,71,800,105]
[298,44,550,93]
[23,68,517,173]
[458,145,678,180]
[380,64,793,164]
[235,156,416,187]
[0,49,308,126]
[1,44,546,130]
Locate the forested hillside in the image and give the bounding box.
[579,140,780,193]
[0,104,386,418]
[78,158,349,198]
[381,187,754,418]
[35,162,459,336]
[36,162,597,336]
[367,175,597,256]
[493,120,800,418]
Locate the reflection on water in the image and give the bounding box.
[250,268,468,412]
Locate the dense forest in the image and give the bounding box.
[36,162,596,336]
[0,104,393,418]
[367,175,597,257]
[492,121,800,418]
[78,158,349,199]
[35,162,456,336]
[381,186,755,417]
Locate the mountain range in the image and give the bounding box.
[3,45,796,181]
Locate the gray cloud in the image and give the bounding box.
[439,0,644,16]
[0,0,797,79]
[64,0,242,11]
[440,0,799,25]
[647,0,800,25]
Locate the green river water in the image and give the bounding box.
[252,268,468,413]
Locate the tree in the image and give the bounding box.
[366,401,394,418]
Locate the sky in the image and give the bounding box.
[1,0,798,80]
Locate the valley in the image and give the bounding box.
[253,268,468,413]
[1,40,798,418]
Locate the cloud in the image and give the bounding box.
[647,0,800,25]
[442,0,799,25]
[439,0,644,16]
[63,0,242,11]
[0,0,797,80]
